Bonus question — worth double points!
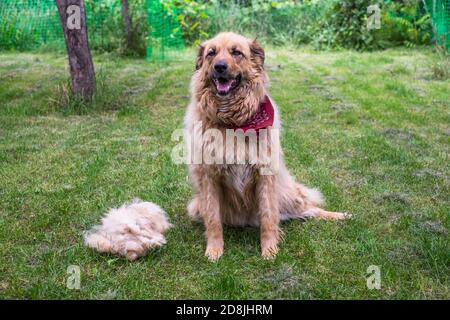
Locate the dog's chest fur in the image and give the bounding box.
[219,164,255,195]
[211,163,259,226]
[203,131,259,197]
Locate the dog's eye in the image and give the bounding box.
[232,50,242,56]
[207,50,215,57]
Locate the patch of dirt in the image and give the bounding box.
[323,75,345,82]
[388,213,401,225]
[0,73,17,80]
[262,264,312,299]
[405,211,448,235]
[309,85,340,101]
[26,84,43,94]
[330,102,357,112]
[432,100,450,108]
[387,243,418,265]
[376,192,410,205]
[335,174,368,188]
[291,99,304,104]
[98,289,117,300]
[421,220,448,235]
[410,105,427,113]
[412,86,426,97]
[385,65,412,76]
[0,281,9,291]
[413,169,448,181]
[26,243,49,267]
[301,77,312,84]
[125,87,146,96]
[380,128,415,142]
[294,108,316,120]
[359,115,375,124]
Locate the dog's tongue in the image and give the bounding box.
[216,79,235,95]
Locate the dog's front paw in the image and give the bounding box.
[261,241,279,259]
[205,245,223,262]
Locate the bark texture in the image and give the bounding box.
[56,0,95,99]
[121,0,133,49]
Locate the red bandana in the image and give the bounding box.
[234,95,274,132]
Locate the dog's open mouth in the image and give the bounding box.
[213,74,241,96]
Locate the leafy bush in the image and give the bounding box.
[203,0,433,51]
[84,0,148,56]
[323,0,381,50]
[162,0,210,45]
[315,0,431,50]
[205,0,334,45]
[381,0,432,48]
[0,0,436,53]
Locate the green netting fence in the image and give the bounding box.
[146,0,184,61]
[0,0,63,50]
[2,1,447,56]
[424,0,450,49]
[0,0,185,61]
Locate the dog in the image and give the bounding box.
[184,32,349,261]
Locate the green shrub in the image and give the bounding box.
[84,0,148,56]
[380,0,432,48]
[203,0,433,51]
[162,0,210,45]
[206,0,334,46]
[323,0,380,50]
[313,0,432,50]
[0,0,435,53]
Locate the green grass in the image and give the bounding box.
[0,47,448,299]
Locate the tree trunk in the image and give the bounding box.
[56,0,95,99]
[121,0,133,49]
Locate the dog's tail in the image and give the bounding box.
[279,183,325,221]
[298,184,325,207]
[281,183,350,221]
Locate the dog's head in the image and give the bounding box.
[195,32,265,97]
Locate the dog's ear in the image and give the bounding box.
[249,39,265,67]
[195,45,205,70]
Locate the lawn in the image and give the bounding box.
[0,47,448,299]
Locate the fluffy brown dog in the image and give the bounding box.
[184,32,349,261]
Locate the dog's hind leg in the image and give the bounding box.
[279,182,349,221]
[187,196,203,223]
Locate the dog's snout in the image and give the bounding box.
[214,61,228,74]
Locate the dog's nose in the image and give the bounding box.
[214,61,228,73]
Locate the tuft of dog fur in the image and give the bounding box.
[84,199,172,261]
